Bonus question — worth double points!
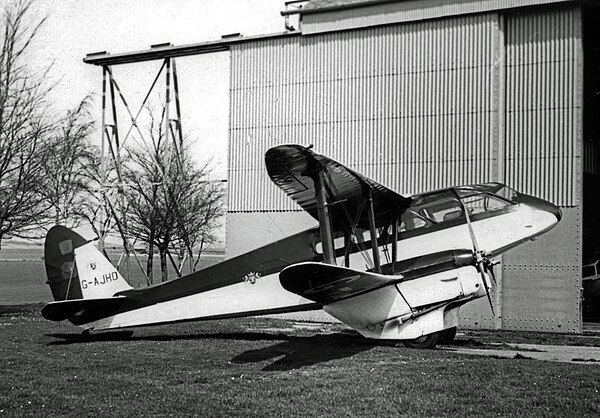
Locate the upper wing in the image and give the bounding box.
[265,145,412,231]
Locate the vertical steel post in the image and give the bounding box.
[172,59,184,152]
[98,66,108,254]
[165,58,171,163]
[107,67,131,280]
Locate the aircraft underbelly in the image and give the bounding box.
[324,266,481,339]
[397,268,479,308]
[85,274,315,330]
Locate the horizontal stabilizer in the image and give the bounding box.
[280,262,400,304]
[41,297,127,322]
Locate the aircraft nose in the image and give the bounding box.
[540,200,562,222]
[554,205,562,222]
[517,194,562,222]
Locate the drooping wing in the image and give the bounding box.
[265,145,412,231]
[280,262,401,304]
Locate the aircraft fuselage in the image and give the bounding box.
[43,182,561,340]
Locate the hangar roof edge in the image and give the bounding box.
[283,0,398,15]
[83,31,301,66]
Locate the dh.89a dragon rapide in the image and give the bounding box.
[41,145,561,348]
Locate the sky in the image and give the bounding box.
[27,0,291,179]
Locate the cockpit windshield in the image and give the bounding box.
[397,183,517,234]
[454,182,518,202]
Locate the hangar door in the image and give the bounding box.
[501,7,582,334]
[460,6,582,333]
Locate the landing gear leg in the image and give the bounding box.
[439,327,457,345]
[402,332,440,349]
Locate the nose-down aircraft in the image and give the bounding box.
[41,145,561,348]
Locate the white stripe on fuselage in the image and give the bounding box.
[84,273,313,330]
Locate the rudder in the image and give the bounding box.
[45,225,87,301]
[44,226,132,301]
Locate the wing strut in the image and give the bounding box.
[305,152,336,265]
[391,210,399,274]
[366,188,381,273]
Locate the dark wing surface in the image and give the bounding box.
[280,262,401,304]
[41,297,128,322]
[265,145,412,231]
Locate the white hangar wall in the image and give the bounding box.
[227,5,582,332]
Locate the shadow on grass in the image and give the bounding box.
[45,330,292,344]
[231,333,376,371]
[46,330,375,370]
[45,330,135,343]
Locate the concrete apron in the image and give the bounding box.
[443,343,600,365]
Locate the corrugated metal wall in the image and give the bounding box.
[504,7,582,206]
[301,0,574,35]
[230,6,581,210]
[230,13,503,212]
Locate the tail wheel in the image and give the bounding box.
[402,332,440,349]
[439,327,457,345]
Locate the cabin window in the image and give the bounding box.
[419,198,464,223]
[399,210,430,232]
[397,192,464,232]
[461,194,512,215]
[314,235,346,255]
[493,185,518,203]
[314,229,378,254]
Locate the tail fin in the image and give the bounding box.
[44,226,132,301]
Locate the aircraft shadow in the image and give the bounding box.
[231,333,376,371]
[45,330,375,370]
[45,330,296,345]
[45,330,135,343]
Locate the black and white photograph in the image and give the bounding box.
[1,0,600,416]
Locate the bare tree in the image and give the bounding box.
[124,107,224,283]
[0,0,52,248]
[172,160,224,273]
[123,107,175,283]
[38,97,96,227]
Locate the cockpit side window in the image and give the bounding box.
[419,198,464,223]
[461,194,512,215]
[493,185,518,203]
[398,192,464,233]
[399,210,430,232]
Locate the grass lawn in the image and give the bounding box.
[1,304,599,417]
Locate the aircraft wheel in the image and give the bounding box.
[439,327,457,345]
[402,332,440,349]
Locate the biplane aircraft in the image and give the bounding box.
[42,145,561,348]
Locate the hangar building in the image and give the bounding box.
[86,0,600,333]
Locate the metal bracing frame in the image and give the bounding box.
[98,56,184,285]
